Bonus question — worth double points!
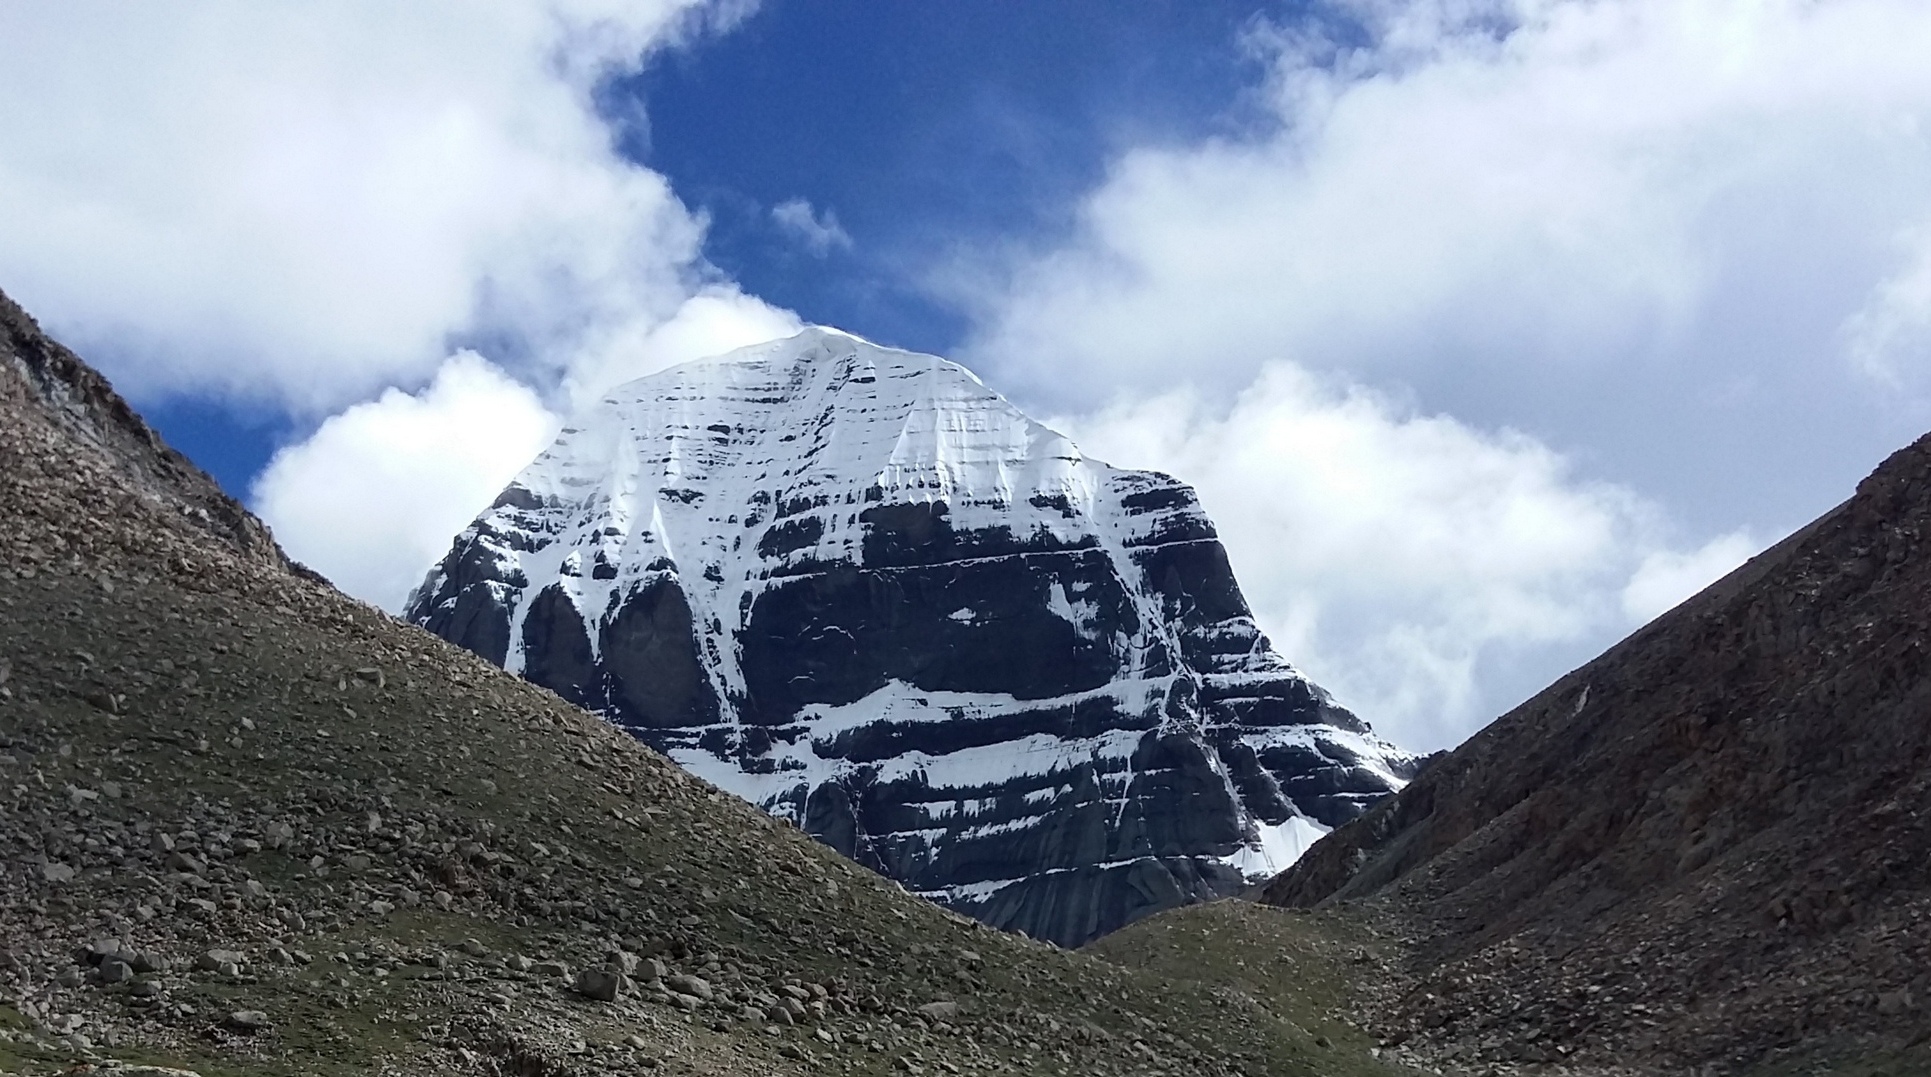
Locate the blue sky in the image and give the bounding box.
[5,1,1931,751]
[623,0,1283,353]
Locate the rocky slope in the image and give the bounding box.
[0,289,289,573]
[406,328,1416,946]
[0,287,1415,1076]
[1257,432,1931,1073]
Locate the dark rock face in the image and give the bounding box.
[408,328,1417,946]
[1259,432,1931,1069]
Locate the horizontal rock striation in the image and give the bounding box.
[409,328,1416,945]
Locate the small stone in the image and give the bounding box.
[666,972,712,1001]
[224,1009,270,1033]
[917,1000,961,1021]
[198,949,246,973]
[575,968,626,1002]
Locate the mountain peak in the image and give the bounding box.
[411,334,1418,945]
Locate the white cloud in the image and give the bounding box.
[0,2,781,412]
[1056,365,1743,750]
[961,0,1928,747]
[250,286,800,611]
[771,198,854,256]
[1845,223,1931,388]
[0,3,813,606]
[560,287,802,412]
[1620,530,1758,623]
[980,0,1931,391]
[963,0,1931,493]
[252,352,559,607]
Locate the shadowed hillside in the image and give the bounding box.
[1256,431,1931,1073]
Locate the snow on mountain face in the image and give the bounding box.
[406,327,1420,945]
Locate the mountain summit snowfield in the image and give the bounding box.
[408,328,1417,944]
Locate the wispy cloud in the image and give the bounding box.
[771,197,854,255]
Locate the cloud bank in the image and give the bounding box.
[251,354,559,606]
[0,2,798,608]
[1055,368,1755,750]
[973,0,1931,412]
[966,0,1931,746]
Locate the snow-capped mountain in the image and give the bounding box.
[407,327,1419,945]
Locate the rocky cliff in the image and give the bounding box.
[408,328,1417,945]
[1259,432,1931,1071]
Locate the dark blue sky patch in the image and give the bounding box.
[616,0,1298,353]
[144,396,289,500]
